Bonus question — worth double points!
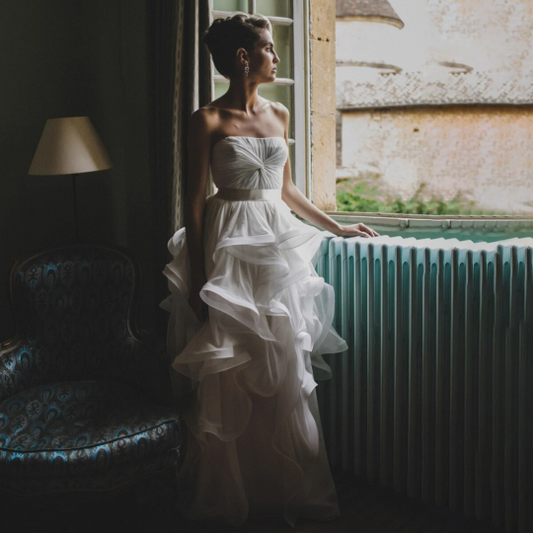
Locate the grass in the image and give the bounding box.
[336,181,501,216]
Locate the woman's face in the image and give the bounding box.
[249,29,280,82]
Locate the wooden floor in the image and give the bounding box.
[5,469,505,533]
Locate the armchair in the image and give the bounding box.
[0,244,182,495]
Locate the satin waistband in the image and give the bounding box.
[214,188,282,201]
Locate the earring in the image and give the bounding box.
[244,63,250,77]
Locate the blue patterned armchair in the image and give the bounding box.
[0,244,182,496]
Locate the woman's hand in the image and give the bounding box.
[278,138,380,239]
[188,274,208,321]
[276,104,381,240]
[332,223,380,238]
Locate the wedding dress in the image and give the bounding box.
[160,136,348,528]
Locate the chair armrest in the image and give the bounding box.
[0,334,174,407]
[0,338,49,403]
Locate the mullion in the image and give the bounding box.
[214,75,294,85]
[212,11,293,26]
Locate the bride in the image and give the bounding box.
[160,12,379,528]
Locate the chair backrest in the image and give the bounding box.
[7,243,157,387]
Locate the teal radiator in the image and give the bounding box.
[316,235,533,533]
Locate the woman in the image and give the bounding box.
[161,12,379,528]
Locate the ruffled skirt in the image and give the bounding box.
[160,194,348,528]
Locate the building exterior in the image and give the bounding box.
[336,0,533,215]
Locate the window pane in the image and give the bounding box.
[271,24,292,80]
[214,82,228,100]
[258,84,294,138]
[256,0,291,18]
[213,0,248,12]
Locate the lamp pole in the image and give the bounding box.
[28,116,113,244]
[71,173,80,242]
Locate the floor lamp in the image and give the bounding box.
[28,116,113,242]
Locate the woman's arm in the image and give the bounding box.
[277,106,379,238]
[184,109,214,319]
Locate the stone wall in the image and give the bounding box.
[309,0,337,210]
[336,0,533,216]
[339,105,533,215]
[336,0,533,107]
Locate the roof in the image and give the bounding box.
[336,0,404,29]
[336,71,533,109]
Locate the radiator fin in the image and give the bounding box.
[316,236,533,533]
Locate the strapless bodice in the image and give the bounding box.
[210,136,288,190]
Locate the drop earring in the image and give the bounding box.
[244,63,250,77]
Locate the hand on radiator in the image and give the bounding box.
[333,223,380,238]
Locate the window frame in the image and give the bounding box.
[326,209,533,234]
[209,0,312,197]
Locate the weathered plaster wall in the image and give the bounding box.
[310,0,337,210]
[336,0,533,215]
[340,106,533,215]
[337,0,533,89]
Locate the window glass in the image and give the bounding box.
[213,0,248,12]
[214,82,227,100]
[271,24,292,80]
[256,0,291,18]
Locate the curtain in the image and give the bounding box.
[146,0,212,337]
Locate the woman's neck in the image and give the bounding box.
[223,78,262,114]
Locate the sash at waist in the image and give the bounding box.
[214,188,282,201]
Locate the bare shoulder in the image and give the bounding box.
[189,106,220,137]
[266,100,290,136]
[269,100,289,122]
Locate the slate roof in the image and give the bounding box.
[336,71,533,109]
[336,0,404,29]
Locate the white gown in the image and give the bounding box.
[160,136,348,528]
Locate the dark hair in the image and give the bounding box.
[203,13,271,79]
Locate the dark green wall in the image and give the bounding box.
[0,0,157,342]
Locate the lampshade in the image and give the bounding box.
[28,116,113,176]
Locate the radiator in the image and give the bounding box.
[315,235,533,533]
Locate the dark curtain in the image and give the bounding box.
[146,0,212,338]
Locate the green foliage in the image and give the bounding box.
[337,181,496,215]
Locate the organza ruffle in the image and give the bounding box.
[160,194,347,527]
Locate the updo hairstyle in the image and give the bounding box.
[203,13,272,79]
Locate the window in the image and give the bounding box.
[210,0,310,195]
[335,0,533,219]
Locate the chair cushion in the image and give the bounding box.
[0,380,181,478]
[1,452,179,495]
